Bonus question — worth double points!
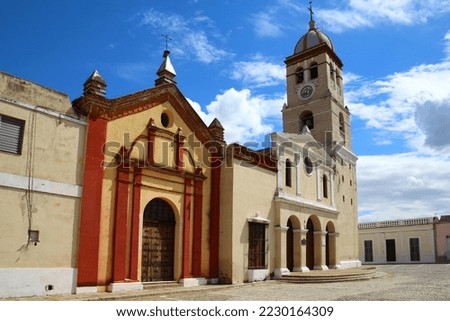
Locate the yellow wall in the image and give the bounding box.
[220,157,277,283]
[0,71,85,296]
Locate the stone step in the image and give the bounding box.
[279,268,378,283]
[142,281,181,290]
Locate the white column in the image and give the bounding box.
[330,172,335,206]
[276,158,283,193]
[296,155,302,196]
[274,225,290,278]
[316,168,321,201]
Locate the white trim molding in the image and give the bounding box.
[0,172,82,198]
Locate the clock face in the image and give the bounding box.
[298,84,315,100]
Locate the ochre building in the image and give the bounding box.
[1,10,361,297]
[72,52,224,292]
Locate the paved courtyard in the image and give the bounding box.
[3,264,450,301]
[136,264,450,301]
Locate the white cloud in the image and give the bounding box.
[445,31,450,59]
[318,0,450,32]
[250,12,283,38]
[139,9,230,64]
[345,31,450,222]
[185,32,228,63]
[230,59,285,87]
[348,56,450,152]
[357,153,450,222]
[188,88,284,143]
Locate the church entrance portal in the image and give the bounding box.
[141,198,175,282]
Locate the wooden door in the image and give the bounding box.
[386,239,396,262]
[141,199,175,282]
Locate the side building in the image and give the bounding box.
[358,217,437,264]
[433,215,450,263]
[0,71,86,297]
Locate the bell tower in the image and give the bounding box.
[282,3,352,150]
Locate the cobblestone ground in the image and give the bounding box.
[3,264,450,301]
[139,264,450,301]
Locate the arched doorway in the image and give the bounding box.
[141,198,175,282]
[286,219,294,271]
[306,218,315,270]
[326,221,336,268]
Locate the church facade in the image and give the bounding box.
[218,15,360,284]
[0,10,360,297]
[72,52,225,293]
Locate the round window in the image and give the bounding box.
[304,157,313,174]
[161,112,170,128]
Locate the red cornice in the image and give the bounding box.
[72,84,214,144]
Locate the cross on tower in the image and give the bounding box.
[308,1,314,21]
[161,34,172,51]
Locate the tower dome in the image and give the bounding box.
[294,20,334,54]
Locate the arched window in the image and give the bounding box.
[285,159,292,187]
[304,157,313,175]
[296,67,304,84]
[339,113,345,133]
[310,62,318,79]
[300,110,314,130]
[336,70,342,91]
[323,174,328,198]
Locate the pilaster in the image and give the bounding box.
[274,225,290,278]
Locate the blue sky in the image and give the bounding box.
[2,0,450,222]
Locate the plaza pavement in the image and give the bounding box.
[3,264,450,301]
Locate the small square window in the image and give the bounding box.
[0,114,25,154]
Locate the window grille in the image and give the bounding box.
[364,240,373,262]
[248,222,268,269]
[410,238,420,262]
[0,114,25,154]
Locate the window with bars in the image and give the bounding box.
[0,114,25,155]
[364,240,373,262]
[410,238,420,262]
[248,222,268,269]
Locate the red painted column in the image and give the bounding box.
[112,165,130,282]
[129,167,142,281]
[209,153,222,279]
[182,177,192,278]
[192,179,203,276]
[77,116,107,286]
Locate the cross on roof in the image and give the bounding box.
[308,1,314,21]
[161,34,172,51]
